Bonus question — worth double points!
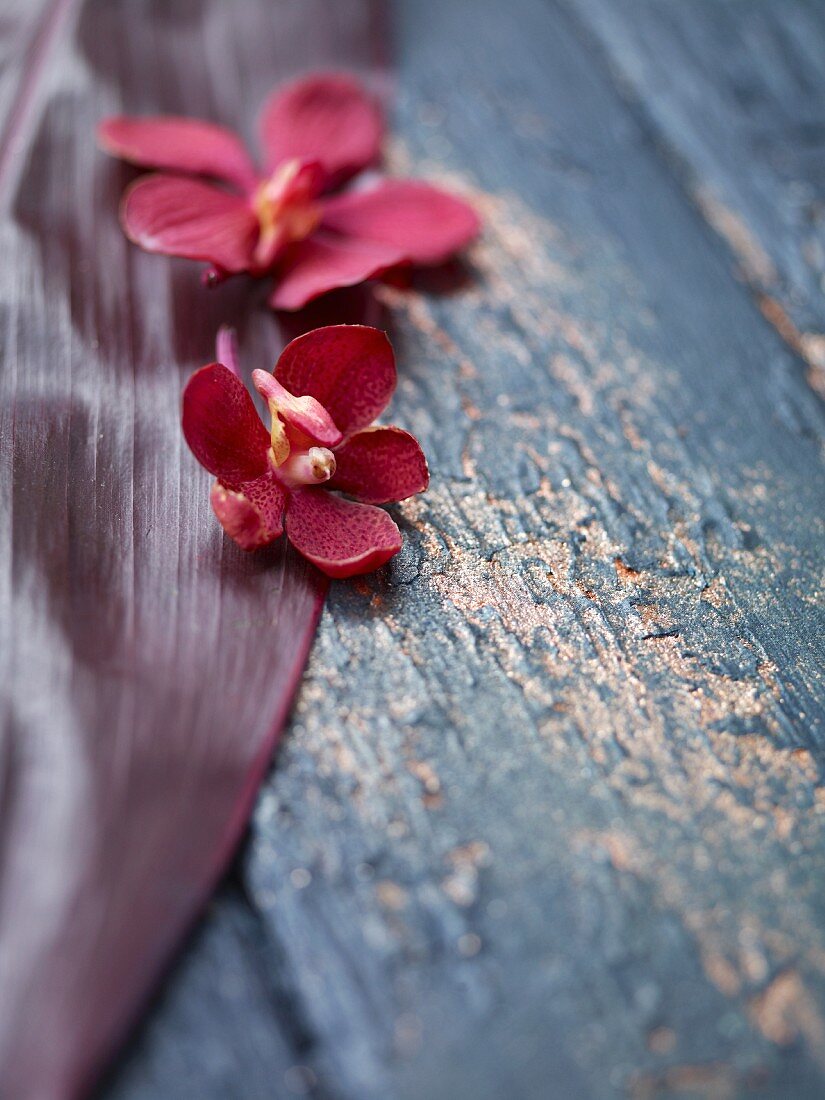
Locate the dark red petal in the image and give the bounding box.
[182,363,270,485]
[268,231,404,311]
[210,474,286,551]
[286,489,401,578]
[330,427,429,504]
[259,72,383,184]
[121,174,258,273]
[274,324,396,436]
[98,116,258,192]
[322,179,481,265]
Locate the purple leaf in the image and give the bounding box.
[0,1,384,1096]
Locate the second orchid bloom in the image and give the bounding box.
[99,72,479,310]
[183,325,428,578]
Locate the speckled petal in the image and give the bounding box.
[274,324,396,436]
[210,475,286,551]
[182,363,270,486]
[330,427,429,504]
[286,489,401,578]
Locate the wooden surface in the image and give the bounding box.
[574,0,825,398]
[5,0,825,1097]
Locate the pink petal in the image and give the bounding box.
[98,116,258,192]
[274,324,396,436]
[259,72,383,185]
[322,179,481,265]
[269,231,404,311]
[211,474,286,551]
[286,489,401,578]
[251,370,342,448]
[122,174,258,273]
[182,363,270,485]
[330,427,429,503]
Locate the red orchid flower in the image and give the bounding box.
[98,72,480,311]
[182,324,428,578]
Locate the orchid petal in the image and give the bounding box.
[98,116,258,192]
[122,174,258,273]
[286,489,401,578]
[274,324,396,437]
[330,427,429,504]
[259,72,383,185]
[211,474,286,551]
[268,231,403,311]
[182,364,270,486]
[322,179,480,265]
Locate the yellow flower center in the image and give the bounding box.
[252,159,322,271]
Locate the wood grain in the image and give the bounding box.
[0,2,383,1096]
[571,0,825,397]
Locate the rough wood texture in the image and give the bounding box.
[10,0,825,1097]
[571,0,825,398]
[0,2,385,1096]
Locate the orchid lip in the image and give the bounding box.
[251,158,323,271]
[273,445,336,488]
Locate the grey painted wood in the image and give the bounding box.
[100,0,825,1097]
[570,0,825,396]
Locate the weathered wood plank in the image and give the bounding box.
[569,0,825,396]
[104,0,825,1097]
